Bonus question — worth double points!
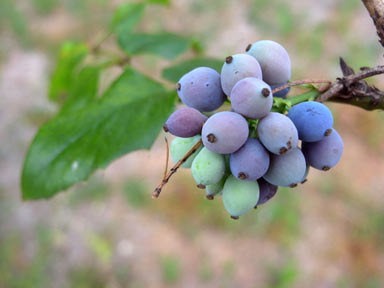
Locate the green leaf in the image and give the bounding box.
[48,42,89,102]
[111,2,145,34]
[59,66,100,115]
[118,33,190,59]
[162,58,223,83]
[22,68,175,200]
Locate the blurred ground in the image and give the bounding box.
[1,0,384,287]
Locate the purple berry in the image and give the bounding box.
[165,107,207,137]
[177,67,226,112]
[247,40,291,85]
[202,111,249,154]
[256,178,278,205]
[263,148,306,187]
[257,112,299,155]
[287,101,334,142]
[230,138,270,181]
[302,128,343,171]
[231,77,273,119]
[221,54,262,96]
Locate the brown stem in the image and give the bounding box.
[317,64,384,104]
[272,79,332,94]
[163,137,169,180]
[326,93,384,110]
[362,0,384,47]
[152,139,203,198]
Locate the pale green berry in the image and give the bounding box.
[222,175,259,218]
[170,135,202,168]
[191,147,225,185]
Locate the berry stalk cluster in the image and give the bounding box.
[162,40,344,219]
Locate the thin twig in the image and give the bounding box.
[272,79,332,94]
[163,138,169,180]
[91,32,113,53]
[153,139,203,199]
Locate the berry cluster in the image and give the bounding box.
[163,40,344,219]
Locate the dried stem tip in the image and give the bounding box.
[322,166,331,171]
[261,88,270,97]
[225,56,233,64]
[230,215,239,220]
[238,172,247,180]
[245,44,252,52]
[152,188,161,198]
[206,195,214,200]
[163,124,169,132]
[206,133,217,143]
[290,183,298,188]
[324,129,333,136]
[197,184,206,189]
[177,83,181,91]
[279,147,288,155]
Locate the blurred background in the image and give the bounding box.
[1,0,384,287]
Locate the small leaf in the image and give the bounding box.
[162,58,223,83]
[118,33,190,59]
[59,66,100,115]
[111,2,145,34]
[22,68,175,200]
[48,42,89,101]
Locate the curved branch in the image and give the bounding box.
[362,0,384,47]
[318,65,384,101]
[272,79,331,93]
[315,1,384,109]
[317,58,384,110]
[326,93,384,110]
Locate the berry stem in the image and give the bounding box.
[163,137,170,180]
[286,90,320,106]
[272,79,331,94]
[152,139,203,198]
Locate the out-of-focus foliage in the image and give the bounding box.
[118,33,191,59]
[111,2,146,34]
[0,0,29,44]
[48,42,89,102]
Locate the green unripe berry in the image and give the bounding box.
[222,175,259,217]
[206,176,227,199]
[191,147,225,185]
[170,136,202,168]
